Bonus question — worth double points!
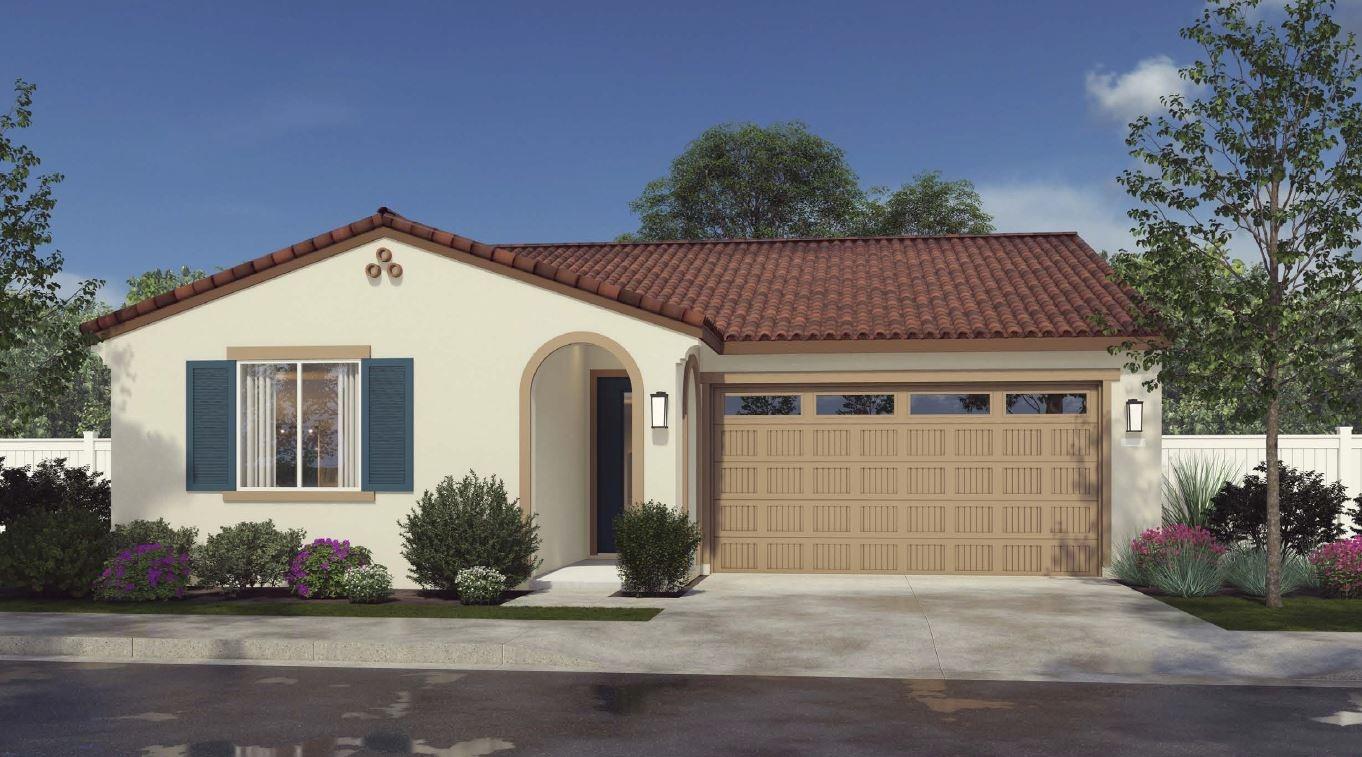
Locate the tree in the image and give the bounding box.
[0,80,100,431]
[626,122,864,240]
[1110,0,1362,607]
[123,265,208,305]
[0,298,109,437]
[858,171,995,236]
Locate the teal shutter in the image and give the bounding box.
[186,360,236,491]
[362,358,414,491]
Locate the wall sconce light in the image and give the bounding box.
[650,391,669,429]
[1126,398,1144,433]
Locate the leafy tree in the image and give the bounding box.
[0,80,99,431]
[1110,0,1362,607]
[0,298,109,436]
[858,171,995,236]
[124,265,208,305]
[626,122,864,240]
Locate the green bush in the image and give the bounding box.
[0,507,109,597]
[1162,455,1236,527]
[455,566,506,604]
[398,471,541,590]
[1146,549,1225,597]
[1221,545,1314,597]
[286,538,371,599]
[1110,544,1149,586]
[614,501,702,595]
[1208,462,1347,554]
[109,519,198,558]
[0,458,110,529]
[194,520,306,594]
[343,564,394,604]
[93,544,191,602]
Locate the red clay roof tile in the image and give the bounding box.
[80,208,1146,349]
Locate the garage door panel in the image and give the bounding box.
[712,385,1102,576]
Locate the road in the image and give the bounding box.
[0,660,1360,755]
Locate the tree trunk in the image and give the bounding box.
[1265,390,1283,609]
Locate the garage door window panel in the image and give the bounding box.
[910,393,990,416]
[816,394,895,416]
[1006,393,1088,415]
[724,394,803,416]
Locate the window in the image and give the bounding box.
[910,393,991,415]
[816,394,894,415]
[723,394,801,416]
[239,361,360,489]
[1006,393,1087,415]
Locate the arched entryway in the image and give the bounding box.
[519,332,646,574]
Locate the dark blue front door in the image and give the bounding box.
[595,376,630,553]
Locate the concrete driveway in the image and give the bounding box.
[508,573,1362,684]
[3,574,1360,684]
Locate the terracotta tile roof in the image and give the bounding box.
[504,233,1144,342]
[82,208,1145,347]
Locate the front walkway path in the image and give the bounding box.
[1,574,1359,685]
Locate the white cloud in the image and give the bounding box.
[978,181,1135,254]
[1084,55,1190,122]
[52,270,125,309]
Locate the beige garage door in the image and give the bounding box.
[711,386,1102,575]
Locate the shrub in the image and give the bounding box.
[194,520,305,594]
[92,544,191,601]
[343,564,394,604]
[1146,549,1226,597]
[1221,545,1314,597]
[1208,462,1347,554]
[399,471,541,590]
[455,566,506,605]
[109,519,197,558]
[1110,544,1149,586]
[1309,536,1362,598]
[286,538,371,599]
[1161,455,1236,527]
[0,507,109,597]
[614,500,702,595]
[0,458,110,529]
[1130,524,1227,575]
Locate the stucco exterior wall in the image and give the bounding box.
[698,348,1163,563]
[100,236,700,588]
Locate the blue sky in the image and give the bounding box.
[1,1,1285,304]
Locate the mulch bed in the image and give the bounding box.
[611,574,706,599]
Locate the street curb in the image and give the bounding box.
[0,634,595,668]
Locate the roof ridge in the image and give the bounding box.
[498,230,1082,248]
[81,207,725,348]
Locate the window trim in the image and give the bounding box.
[234,359,363,492]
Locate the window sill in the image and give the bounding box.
[222,491,376,503]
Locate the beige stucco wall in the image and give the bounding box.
[697,348,1164,562]
[100,236,700,588]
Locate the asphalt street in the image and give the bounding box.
[0,660,1360,755]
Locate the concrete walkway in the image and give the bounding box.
[1,574,1360,685]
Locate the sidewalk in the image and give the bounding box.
[2,574,1361,686]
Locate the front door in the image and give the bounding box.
[595,375,632,553]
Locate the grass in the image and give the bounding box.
[0,597,662,622]
[1157,595,1362,631]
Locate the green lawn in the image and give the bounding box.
[1158,595,1362,631]
[0,598,661,622]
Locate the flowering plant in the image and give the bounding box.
[92,543,192,601]
[1130,525,1226,571]
[286,538,371,599]
[1309,536,1362,598]
[343,563,394,604]
[455,566,506,605]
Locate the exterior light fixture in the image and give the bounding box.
[1126,398,1144,433]
[651,391,669,429]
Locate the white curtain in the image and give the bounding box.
[240,364,278,487]
[336,364,359,488]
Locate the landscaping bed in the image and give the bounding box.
[0,588,662,621]
[1154,593,1362,632]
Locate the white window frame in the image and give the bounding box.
[235,359,363,492]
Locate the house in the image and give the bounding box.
[82,207,1161,585]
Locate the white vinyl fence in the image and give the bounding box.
[1162,426,1362,499]
[0,431,111,478]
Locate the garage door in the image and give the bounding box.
[711,386,1102,575]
